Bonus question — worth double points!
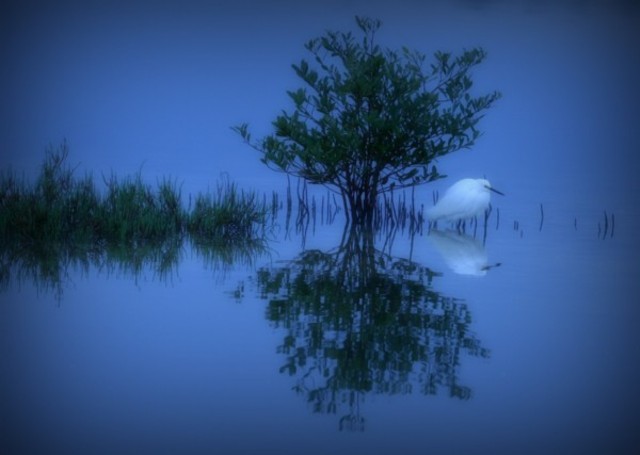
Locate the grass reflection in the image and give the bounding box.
[189,235,270,276]
[0,142,273,297]
[255,225,489,431]
[0,234,272,300]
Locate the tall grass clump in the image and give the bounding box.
[1,143,273,251]
[100,173,184,243]
[1,143,276,296]
[188,179,269,242]
[0,142,102,244]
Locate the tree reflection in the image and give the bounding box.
[256,226,489,430]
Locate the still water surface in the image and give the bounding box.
[2,189,639,455]
[3,2,640,453]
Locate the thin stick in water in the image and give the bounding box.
[610,212,615,238]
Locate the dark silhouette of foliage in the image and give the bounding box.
[255,226,489,430]
[235,17,500,226]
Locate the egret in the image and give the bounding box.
[427,178,504,222]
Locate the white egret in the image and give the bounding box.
[427,178,504,222]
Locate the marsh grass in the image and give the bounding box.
[0,143,271,247]
[187,179,269,241]
[0,145,101,244]
[0,143,276,295]
[101,172,185,243]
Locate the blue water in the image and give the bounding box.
[2,197,639,454]
[2,1,640,454]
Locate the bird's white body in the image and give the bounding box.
[427,178,503,222]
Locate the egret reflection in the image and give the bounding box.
[428,229,499,276]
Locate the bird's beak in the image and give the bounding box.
[486,185,505,196]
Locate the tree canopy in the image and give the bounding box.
[235,17,500,226]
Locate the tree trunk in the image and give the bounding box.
[344,185,377,229]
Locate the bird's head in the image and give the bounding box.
[480,179,504,196]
